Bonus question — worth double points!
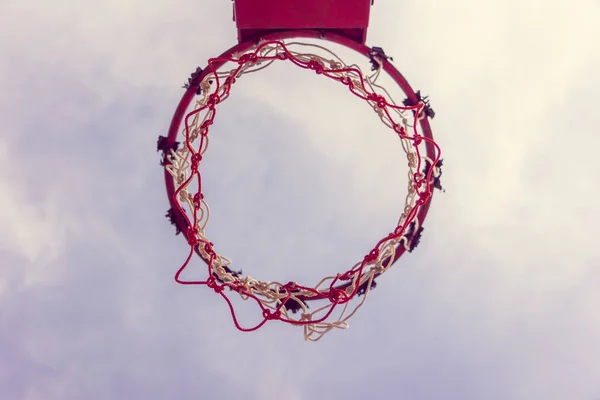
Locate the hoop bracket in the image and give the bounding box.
[233,0,373,44]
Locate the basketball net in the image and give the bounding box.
[165,40,441,341]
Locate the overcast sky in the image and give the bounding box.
[1,0,599,399]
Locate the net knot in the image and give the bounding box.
[199,120,213,134]
[329,60,342,69]
[203,241,214,254]
[363,249,379,264]
[339,76,353,87]
[225,76,237,86]
[395,224,408,235]
[328,288,348,304]
[413,172,425,188]
[187,229,199,246]
[393,123,406,136]
[263,309,281,320]
[190,153,202,170]
[416,191,431,205]
[207,93,220,106]
[229,281,242,293]
[337,271,354,281]
[407,152,417,168]
[307,59,324,74]
[238,53,258,64]
[193,192,204,209]
[206,277,223,293]
[368,93,387,109]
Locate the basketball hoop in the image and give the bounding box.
[159,4,442,341]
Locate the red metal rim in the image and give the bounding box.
[163,29,436,302]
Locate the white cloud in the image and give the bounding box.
[1,0,600,398]
[0,140,67,272]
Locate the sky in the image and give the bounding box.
[1,0,599,399]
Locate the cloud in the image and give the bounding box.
[1,0,600,399]
[0,140,67,282]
